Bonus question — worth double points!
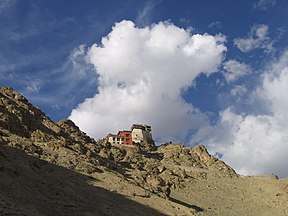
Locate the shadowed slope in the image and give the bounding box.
[0,145,165,216]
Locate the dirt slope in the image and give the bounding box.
[1,86,288,216]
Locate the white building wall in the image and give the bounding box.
[132,126,153,143]
[107,136,114,144]
[131,128,144,143]
[107,136,124,144]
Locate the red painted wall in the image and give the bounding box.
[118,131,132,145]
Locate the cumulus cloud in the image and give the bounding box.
[192,50,288,178]
[253,0,276,11]
[234,24,273,53]
[69,20,227,141]
[222,60,251,82]
[259,52,288,116]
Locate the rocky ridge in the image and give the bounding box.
[0,87,236,195]
[1,87,287,216]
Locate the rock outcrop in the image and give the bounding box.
[5,87,286,216]
[0,87,236,194]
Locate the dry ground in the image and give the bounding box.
[170,173,288,216]
[1,143,288,216]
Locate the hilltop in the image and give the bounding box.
[0,87,288,216]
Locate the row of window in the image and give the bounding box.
[112,137,130,141]
[112,137,123,141]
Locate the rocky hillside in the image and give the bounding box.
[1,86,288,216]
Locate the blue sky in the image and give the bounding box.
[1,0,288,177]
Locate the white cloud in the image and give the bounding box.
[69,44,93,78]
[192,50,288,178]
[230,85,248,97]
[259,53,288,116]
[69,20,227,141]
[222,60,251,82]
[253,0,276,11]
[234,24,273,53]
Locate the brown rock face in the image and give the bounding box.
[0,87,65,142]
[156,143,237,177]
[0,86,236,179]
[6,87,287,216]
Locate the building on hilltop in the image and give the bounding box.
[118,130,132,145]
[131,124,153,144]
[106,133,124,145]
[105,124,153,145]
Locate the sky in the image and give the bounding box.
[1,0,288,177]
